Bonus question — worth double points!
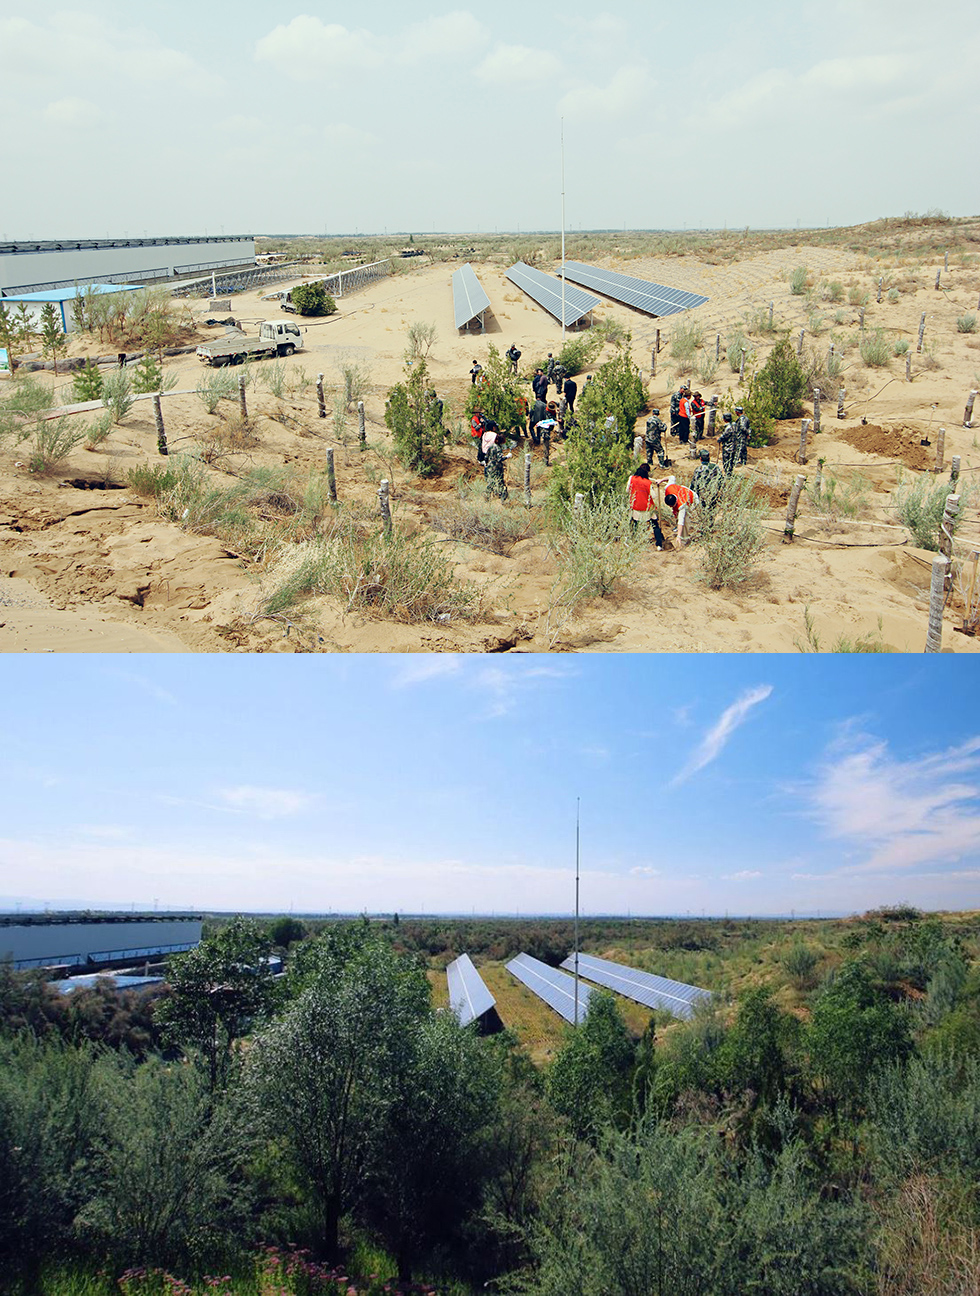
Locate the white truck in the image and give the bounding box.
[196,320,304,367]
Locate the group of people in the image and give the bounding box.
[628,445,727,547]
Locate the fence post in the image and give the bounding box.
[633,434,644,459]
[934,428,946,473]
[716,332,721,361]
[768,301,774,329]
[917,312,926,352]
[573,492,584,516]
[925,554,947,652]
[814,457,824,496]
[358,400,366,450]
[906,352,912,382]
[524,451,532,508]
[877,277,883,303]
[238,373,247,422]
[935,270,942,291]
[650,347,656,378]
[153,394,168,455]
[950,455,961,488]
[706,395,718,438]
[797,328,805,356]
[325,447,337,502]
[543,425,551,466]
[939,494,959,595]
[316,373,326,419]
[837,388,845,419]
[378,479,392,535]
[655,328,661,354]
[798,418,811,463]
[813,386,821,433]
[784,474,806,542]
[964,389,978,428]
[944,251,949,272]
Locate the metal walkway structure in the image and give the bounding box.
[559,261,708,318]
[452,263,491,332]
[447,953,496,1027]
[507,952,593,1025]
[560,952,711,1020]
[505,262,599,328]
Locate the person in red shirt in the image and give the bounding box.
[628,463,664,548]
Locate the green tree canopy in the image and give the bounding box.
[547,989,635,1140]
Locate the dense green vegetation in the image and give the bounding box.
[2,907,979,1295]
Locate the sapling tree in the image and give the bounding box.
[385,357,445,476]
[547,990,634,1140]
[132,348,162,394]
[72,359,104,402]
[39,304,67,375]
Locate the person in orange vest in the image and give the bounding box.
[628,463,665,548]
[690,390,706,445]
[676,386,692,444]
[657,477,697,545]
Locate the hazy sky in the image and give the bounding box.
[1,0,975,239]
[0,656,977,918]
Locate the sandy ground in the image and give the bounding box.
[2,232,979,654]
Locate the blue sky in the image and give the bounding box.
[0,656,977,917]
[1,0,975,238]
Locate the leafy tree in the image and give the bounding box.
[290,281,337,316]
[547,990,634,1140]
[71,359,104,402]
[39,303,67,375]
[132,348,163,394]
[868,1052,980,1184]
[751,338,808,419]
[0,303,21,367]
[384,356,445,476]
[807,960,912,1119]
[154,917,275,1091]
[713,988,795,1107]
[267,915,307,950]
[574,342,646,443]
[464,342,524,433]
[245,936,430,1258]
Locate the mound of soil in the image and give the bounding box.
[839,423,933,471]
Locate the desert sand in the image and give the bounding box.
[2,223,979,654]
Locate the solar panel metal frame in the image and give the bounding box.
[560,952,711,1019]
[504,262,600,327]
[559,260,708,319]
[452,262,491,331]
[506,951,593,1024]
[446,953,496,1027]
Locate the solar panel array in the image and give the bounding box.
[452,262,491,331]
[446,953,496,1028]
[505,262,600,327]
[506,952,593,1024]
[560,952,711,1020]
[559,261,709,318]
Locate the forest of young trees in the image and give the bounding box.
[1,909,979,1295]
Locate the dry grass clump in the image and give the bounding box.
[548,493,646,602]
[689,475,768,588]
[859,328,893,367]
[808,472,873,522]
[431,496,534,554]
[27,417,85,474]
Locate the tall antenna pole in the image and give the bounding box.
[561,119,566,345]
[574,795,580,1024]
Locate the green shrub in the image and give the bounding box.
[808,312,826,335]
[71,360,104,402]
[789,266,808,295]
[809,471,872,520]
[100,368,134,423]
[859,328,892,367]
[28,417,85,474]
[289,281,337,316]
[896,473,971,550]
[893,338,910,356]
[532,333,602,378]
[689,474,768,588]
[85,411,113,448]
[751,339,808,419]
[848,285,869,306]
[127,462,183,497]
[385,357,445,476]
[887,287,900,303]
[432,495,533,554]
[669,319,704,371]
[132,349,162,394]
[726,327,752,372]
[548,422,634,511]
[548,492,646,603]
[338,353,372,407]
[956,313,977,334]
[196,368,238,414]
[404,319,437,362]
[463,342,524,435]
[825,281,844,303]
[784,944,819,989]
[694,351,718,383]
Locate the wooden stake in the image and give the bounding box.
[768,301,774,329]
[238,373,247,422]
[814,458,824,495]
[358,400,366,450]
[837,388,845,419]
[655,328,661,354]
[153,394,168,456]
[925,553,947,652]
[543,425,551,466]
[524,451,532,508]
[316,373,326,419]
[715,332,721,361]
[906,352,912,382]
[813,386,821,433]
[939,494,959,589]
[798,418,811,463]
[877,277,883,303]
[944,251,949,271]
[859,306,866,331]
[633,434,644,459]
[964,389,978,428]
[935,269,941,291]
[797,328,805,356]
[950,455,961,487]
[325,447,337,502]
[573,492,584,516]
[706,395,718,438]
[917,312,926,352]
[935,428,946,473]
[650,348,656,378]
[378,478,392,535]
[783,473,806,541]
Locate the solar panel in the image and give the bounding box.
[560,952,711,1020]
[506,952,594,1024]
[504,262,599,327]
[446,953,496,1027]
[559,261,708,319]
[452,263,491,331]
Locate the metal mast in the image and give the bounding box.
[574,795,580,1024]
[561,119,566,344]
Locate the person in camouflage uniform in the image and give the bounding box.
[644,408,669,468]
[734,404,751,466]
[553,360,566,395]
[718,412,737,475]
[690,446,724,513]
[484,433,510,500]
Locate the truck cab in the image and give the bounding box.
[258,321,302,355]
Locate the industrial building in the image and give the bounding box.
[0,914,202,971]
[0,283,144,333]
[0,235,255,296]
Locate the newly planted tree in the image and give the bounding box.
[385,357,445,476]
[39,303,67,375]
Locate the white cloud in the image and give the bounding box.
[725,870,763,881]
[43,97,106,128]
[802,53,909,92]
[630,865,660,877]
[215,786,316,819]
[559,65,655,121]
[475,44,562,85]
[398,12,489,63]
[391,656,463,687]
[671,684,773,786]
[807,735,980,874]
[255,17,382,80]
[77,825,131,840]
